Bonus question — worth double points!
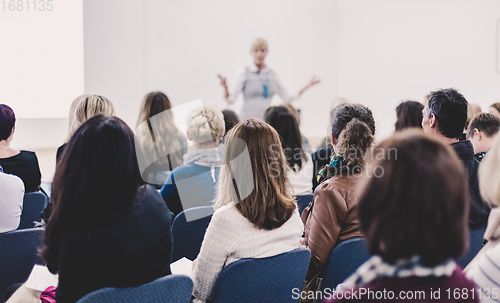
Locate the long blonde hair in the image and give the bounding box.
[136,92,183,170]
[214,119,296,230]
[65,95,89,142]
[71,95,115,135]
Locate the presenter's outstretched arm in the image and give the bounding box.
[299,76,321,96]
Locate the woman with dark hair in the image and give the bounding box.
[328,130,476,303]
[222,109,239,136]
[265,106,313,195]
[191,119,303,303]
[301,104,375,295]
[43,115,173,303]
[0,104,41,192]
[395,100,424,131]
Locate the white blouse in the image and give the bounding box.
[226,65,298,120]
[287,153,314,196]
[192,203,303,302]
[0,171,24,233]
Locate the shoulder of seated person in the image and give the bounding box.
[19,150,38,158]
[213,202,238,217]
[317,175,359,195]
[0,171,24,187]
[137,184,164,200]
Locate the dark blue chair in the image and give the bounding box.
[76,275,193,303]
[210,248,311,303]
[320,238,370,291]
[456,224,487,269]
[296,194,313,216]
[18,192,47,229]
[171,206,214,262]
[0,228,45,300]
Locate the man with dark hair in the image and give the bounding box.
[422,88,490,228]
[466,113,500,162]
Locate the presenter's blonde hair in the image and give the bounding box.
[251,38,268,52]
[479,134,500,207]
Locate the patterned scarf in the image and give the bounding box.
[316,154,351,183]
[338,255,456,291]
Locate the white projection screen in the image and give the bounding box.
[0,0,83,118]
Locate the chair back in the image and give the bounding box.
[210,248,311,303]
[171,206,213,262]
[0,228,45,299]
[18,192,47,229]
[320,238,370,291]
[456,224,487,269]
[296,194,314,216]
[76,275,193,303]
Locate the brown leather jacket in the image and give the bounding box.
[301,173,363,290]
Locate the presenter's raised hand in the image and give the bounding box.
[308,76,321,88]
[219,75,230,99]
[299,76,321,96]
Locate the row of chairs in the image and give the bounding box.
[77,248,311,303]
[2,197,486,302]
[171,194,314,263]
[0,227,310,303]
[17,192,47,230]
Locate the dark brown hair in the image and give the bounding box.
[222,109,239,136]
[215,119,296,230]
[358,129,469,266]
[321,104,375,181]
[43,115,143,273]
[265,106,306,172]
[395,100,424,131]
[467,113,500,139]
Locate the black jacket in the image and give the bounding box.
[56,185,173,303]
[311,147,334,191]
[451,141,490,228]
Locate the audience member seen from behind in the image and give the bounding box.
[395,100,424,131]
[312,98,351,191]
[0,164,24,233]
[466,113,500,162]
[56,95,115,162]
[462,103,484,141]
[192,119,303,303]
[56,94,89,161]
[282,103,313,153]
[0,104,41,192]
[160,105,225,218]
[301,104,375,295]
[265,106,313,195]
[422,88,490,228]
[329,130,476,303]
[221,109,239,137]
[43,115,173,303]
[466,134,500,292]
[488,102,500,119]
[136,91,187,186]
